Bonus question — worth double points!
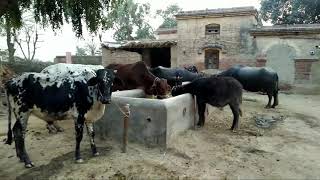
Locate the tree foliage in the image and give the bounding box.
[260,0,320,24]
[156,4,182,28]
[1,0,122,37]
[76,37,101,56]
[103,0,154,41]
[76,46,88,56]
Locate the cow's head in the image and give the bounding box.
[88,69,117,104]
[150,78,171,99]
[171,85,184,97]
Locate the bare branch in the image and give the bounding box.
[26,28,31,60]
[14,35,28,61]
[31,29,39,61]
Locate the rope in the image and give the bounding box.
[112,101,130,118]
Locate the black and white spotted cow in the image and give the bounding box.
[40,64,108,133]
[4,64,116,168]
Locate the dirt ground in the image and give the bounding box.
[0,92,320,179]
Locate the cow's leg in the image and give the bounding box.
[13,121,23,162]
[53,121,64,132]
[229,103,240,131]
[46,121,57,133]
[85,122,99,156]
[13,112,33,168]
[197,98,206,127]
[47,121,64,133]
[272,89,279,108]
[265,92,272,108]
[74,114,85,163]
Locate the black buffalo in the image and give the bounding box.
[172,76,243,130]
[5,64,115,168]
[150,66,202,86]
[184,65,199,73]
[218,65,279,108]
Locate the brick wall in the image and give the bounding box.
[295,59,315,81]
[176,15,257,69]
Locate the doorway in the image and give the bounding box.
[205,49,219,69]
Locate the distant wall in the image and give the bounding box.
[102,48,141,66]
[54,56,102,65]
[254,34,320,84]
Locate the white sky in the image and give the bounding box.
[0,0,262,62]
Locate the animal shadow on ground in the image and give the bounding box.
[16,146,112,180]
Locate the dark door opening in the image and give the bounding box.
[149,48,171,68]
[205,49,219,69]
[124,47,171,68]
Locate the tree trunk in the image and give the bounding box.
[5,15,15,62]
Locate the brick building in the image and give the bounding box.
[102,6,320,84]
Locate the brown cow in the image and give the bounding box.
[106,61,171,98]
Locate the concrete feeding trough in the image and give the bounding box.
[95,89,198,148]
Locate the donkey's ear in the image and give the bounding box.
[88,77,99,86]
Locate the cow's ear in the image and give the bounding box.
[88,77,99,86]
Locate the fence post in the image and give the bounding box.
[122,104,130,153]
[193,95,197,130]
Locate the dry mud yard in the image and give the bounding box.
[0,92,320,179]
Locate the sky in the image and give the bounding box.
[0,0,262,62]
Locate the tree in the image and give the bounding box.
[14,17,42,61]
[76,46,88,56]
[76,37,101,56]
[156,4,182,28]
[103,0,155,41]
[1,0,122,37]
[260,0,320,25]
[85,37,100,55]
[0,15,16,62]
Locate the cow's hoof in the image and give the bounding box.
[47,126,57,134]
[76,159,84,163]
[25,163,34,168]
[93,152,100,156]
[56,127,64,132]
[196,124,204,128]
[265,106,271,109]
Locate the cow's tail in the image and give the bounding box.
[239,90,243,117]
[275,74,279,91]
[5,90,13,145]
[273,73,279,107]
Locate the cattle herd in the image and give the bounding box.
[2,61,279,168]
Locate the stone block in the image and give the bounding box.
[95,89,197,148]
